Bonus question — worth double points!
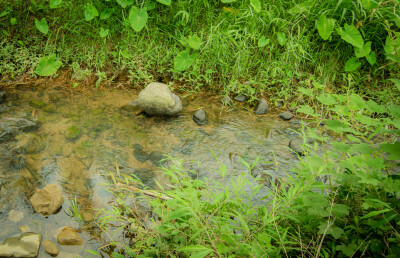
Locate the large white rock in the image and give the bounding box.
[138,82,182,116]
[29,184,63,217]
[0,233,41,258]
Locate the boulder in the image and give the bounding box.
[255,98,269,115]
[279,111,294,121]
[193,109,207,125]
[138,82,182,116]
[57,227,83,246]
[0,233,41,258]
[29,184,63,216]
[43,240,59,256]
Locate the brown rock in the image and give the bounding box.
[29,184,63,216]
[57,227,83,245]
[43,240,59,256]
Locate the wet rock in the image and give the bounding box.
[0,117,38,143]
[15,133,46,154]
[58,252,83,258]
[57,227,83,246]
[82,211,95,222]
[120,99,140,112]
[29,99,46,109]
[148,151,164,167]
[29,184,63,216]
[65,126,81,141]
[282,128,301,137]
[48,92,61,103]
[0,232,41,258]
[279,111,294,121]
[43,104,57,113]
[0,91,5,103]
[133,144,149,163]
[193,109,207,125]
[43,240,59,256]
[289,138,305,156]
[255,98,269,115]
[19,225,31,233]
[234,94,246,102]
[8,210,24,223]
[138,82,182,116]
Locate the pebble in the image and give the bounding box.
[43,240,59,256]
[254,98,269,115]
[193,109,207,125]
[234,94,246,102]
[8,210,24,223]
[279,111,294,121]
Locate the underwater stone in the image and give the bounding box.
[65,126,81,141]
[254,98,269,115]
[0,233,42,258]
[57,227,83,246]
[15,133,46,154]
[43,240,59,256]
[43,104,57,113]
[29,99,46,109]
[193,109,207,125]
[0,91,5,103]
[29,184,63,217]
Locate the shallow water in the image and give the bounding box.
[0,86,305,256]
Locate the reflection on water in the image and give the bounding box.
[0,86,304,256]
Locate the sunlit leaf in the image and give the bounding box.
[49,0,62,9]
[187,35,202,50]
[174,49,197,72]
[100,8,114,20]
[85,3,98,21]
[35,18,48,35]
[35,54,62,76]
[277,32,286,46]
[258,36,270,47]
[128,6,148,32]
[336,24,364,48]
[157,0,171,5]
[366,51,376,66]
[317,14,335,40]
[250,0,261,12]
[354,41,371,58]
[221,0,237,3]
[116,0,133,8]
[316,94,337,105]
[361,208,392,219]
[344,57,361,72]
[288,1,314,14]
[99,27,109,37]
[380,142,400,160]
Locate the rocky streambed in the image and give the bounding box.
[0,83,312,257]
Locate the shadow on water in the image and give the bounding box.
[0,86,305,256]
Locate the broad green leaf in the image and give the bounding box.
[10,18,17,25]
[316,94,337,105]
[337,243,358,257]
[116,0,133,8]
[380,142,400,160]
[333,204,349,217]
[288,1,313,14]
[366,51,376,66]
[389,78,400,91]
[49,0,62,9]
[85,3,98,21]
[35,18,48,35]
[250,0,261,12]
[318,223,344,239]
[174,49,197,72]
[146,1,156,10]
[0,10,9,17]
[361,208,391,219]
[345,57,361,72]
[367,100,386,113]
[258,36,270,47]
[362,0,379,11]
[277,32,286,46]
[348,94,367,110]
[111,252,125,258]
[157,0,171,5]
[187,35,202,50]
[100,8,113,20]
[35,54,62,76]
[332,141,350,152]
[128,7,148,32]
[221,0,237,3]
[99,27,109,38]
[317,14,335,40]
[337,24,364,48]
[354,41,371,58]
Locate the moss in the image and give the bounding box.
[29,99,46,109]
[65,125,82,141]
[43,104,56,113]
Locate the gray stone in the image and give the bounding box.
[15,133,46,154]
[8,210,24,223]
[193,109,207,125]
[120,99,141,112]
[0,91,5,103]
[255,98,269,115]
[43,240,59,256]
[289,138,305,156]
[0,233,41,258]
[234,94,246,102]
[279,111,294,121]
[29,184,63,217]
[148,151,164,167]
[57,227,83,246]
[138,82,182,116]
[0,117,38,143]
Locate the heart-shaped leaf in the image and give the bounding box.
[277,32,286,46]
[345,57,361,72]
[258,36,270,47]
[354,41,371,58]
[174,49,197,72]
[35,54,62,76]
[100,8,114,20]
[99,27,109,38]
[187,35,202,50]
[49,0,62,9]
[336,24,364,48]
[156,0,171,5]
[128,7,148,32]
[250,0,261,12]
[35,18,49,35]
[317,14,335,40]
[85,3,98,21]
[116,0,133,8]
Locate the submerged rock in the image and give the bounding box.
[0,117,38,143]
[234,94,246,102]
[29,99,46,109]
[65,126,81,141]
[0,91,5,103]
[43,240,59,256]
[57,227,83,246]
[279,111,294,121]
[138,82,182,116]
[8,210,24,223]
[15,133,46,154]
[193,109,207,125]
[0,232,41,258]
[120,99,140,112]
[254,98,269,115]
[148,151,165,167]
[29,184,63,216]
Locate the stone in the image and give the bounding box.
[289,138,305,156]
[58,252,83,258]
[137,82,182,116]
[133,144,149,163]
[19,225,31,233]
[29,184,63,216]
[57,227,83,245]
[0,233,41,258]
[82,211,95,222]
[279,111,294,121]
[43,104,57,113]
[254,98,269,115]
[148,151,164,167]
[8,210,24,223]
[65,126,81,141]
[234,94,246,102]
[15,133,46,154]
[0,117,38,143]
[0,91,5,103]
[29,100,46,109]
[193,109,207,125]
[43,240,59,256]
[120,99,141,112]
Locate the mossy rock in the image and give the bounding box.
[29,100,46,109]
[15,133,46,154]
[43,104,57,113]
[65,126,82,141]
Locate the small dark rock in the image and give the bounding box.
[121,99,141,112]
[193,109,207,125]
[148,151,165,166]
[255,98,269,115]
[289,138,305,156]
[282,128,301,137]
[279,111,294,121]
[234,94,246,102]
[0,91,5,103]
[133,145,149,163]
[29,100,46,109]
